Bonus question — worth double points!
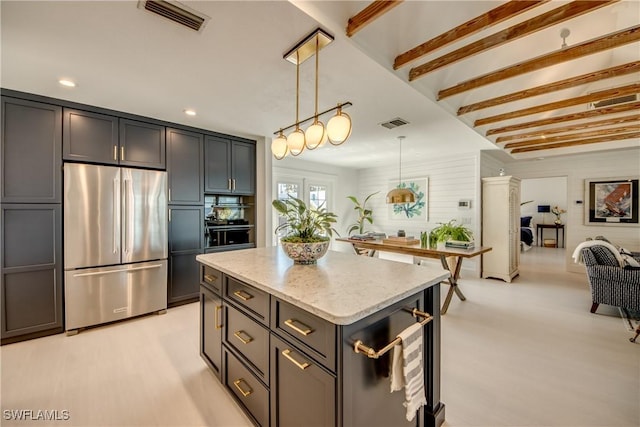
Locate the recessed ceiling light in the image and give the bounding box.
[59,79,76,87]
[184,109,196,116]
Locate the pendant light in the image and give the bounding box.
[327,104,352,145]
[287,51,306,156]
[386,136,416,204]
[271,129,289,159]
[271,28,353,159]
[304,36,327,150]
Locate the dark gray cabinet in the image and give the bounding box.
[1,204,63,343]
[63,109,165,169]
[167,128,204,205]
[1,97,62,203]
[118,118,165,169]
[204,136,255,195]
[63,108,118,164]
[168,205,203,305]
[200,282,223,379]
[1,96,63,344]
[231,140,256,195]
[270,334,336,427]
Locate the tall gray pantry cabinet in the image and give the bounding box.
[1,97,63,344]
[167,128,204,306]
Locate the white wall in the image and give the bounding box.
[352,152,481,272]
[255,136,269,248]
[506,147,640,273]
[521,177,568,228]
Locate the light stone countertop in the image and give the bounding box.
[196,247,450,325]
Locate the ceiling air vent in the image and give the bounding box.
[138,1,210,32]
[380,117,409,129]
[590,93,638,109]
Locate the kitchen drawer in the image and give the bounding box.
[225,301,269,384]
[224,348,269,427]
[271,298,336,371]
[225,277,269,325]
[201,265,222,295]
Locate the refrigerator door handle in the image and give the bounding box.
[71,264,164,278]
[123,178,133,254]
[113,176,120,254]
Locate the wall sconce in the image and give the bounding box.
[271,28,353,160]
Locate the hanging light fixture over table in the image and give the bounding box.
[386,136,416,204]
[270,28,353,159]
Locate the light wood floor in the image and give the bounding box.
[1,247,638,427]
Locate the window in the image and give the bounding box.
[308,184,327,210]
[272,171,335,245]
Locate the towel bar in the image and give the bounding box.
[353,308,432,359]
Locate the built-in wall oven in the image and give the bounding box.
[204,195,254,250]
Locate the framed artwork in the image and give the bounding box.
[585,177,639,226]
[388,177,427,220]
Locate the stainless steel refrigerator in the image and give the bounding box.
[64,163,168,334]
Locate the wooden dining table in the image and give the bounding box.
[336,238,492,314]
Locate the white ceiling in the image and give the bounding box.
[2,1,638,169]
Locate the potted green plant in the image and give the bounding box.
[272,197,339,264]
[429,220,473,247]
[346,191,379,235]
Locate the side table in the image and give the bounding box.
[536,223,565,248]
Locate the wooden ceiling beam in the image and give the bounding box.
[347,1,404,38]
[409,0,616,81]
[458,61,640,115]
[475,82,640,127]
[438,25,640,100]
[393,0,548,70]
[510,131,640,153]
[486,102,640,135]
[495,114,640,143]
[503,125,640,149]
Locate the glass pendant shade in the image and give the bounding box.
[327,109,352,145]
[386,188,416,204]
[271,132,289,160]
[305,120,326,150]
[287,128,306,156]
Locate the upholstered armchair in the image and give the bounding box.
[580,244,640,314]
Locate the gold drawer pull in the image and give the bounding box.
[204,274,218,283]
[284,319,313,336]
[215,305,223,330]
[282,349,310,370]
[233,379,253,397]
[233,290,253,301]
[233,330,253,344]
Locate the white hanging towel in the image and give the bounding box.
[390,322,428,421]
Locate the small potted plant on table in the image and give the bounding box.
[429,219,473,247]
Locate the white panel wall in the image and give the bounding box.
[352,152,481,273]
[507,147,640,273]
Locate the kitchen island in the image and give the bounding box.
[196,247,449,427]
